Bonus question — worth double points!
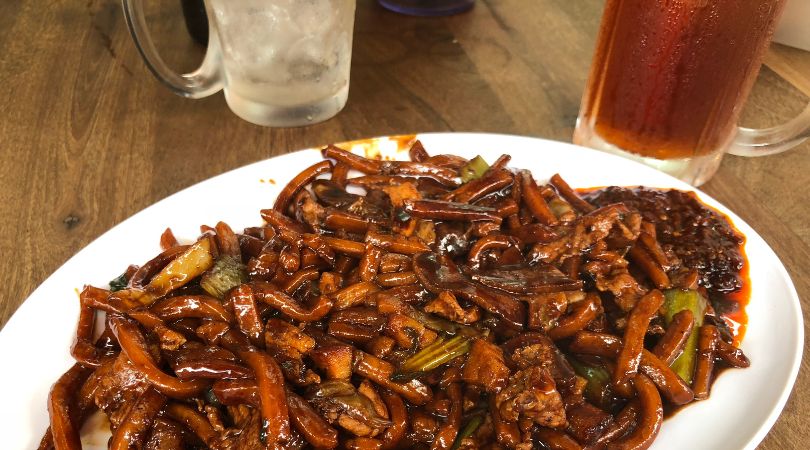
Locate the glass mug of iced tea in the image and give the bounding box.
[574,0,810,186]
[122,0,356,127]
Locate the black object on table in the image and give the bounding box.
[181,0,208,46]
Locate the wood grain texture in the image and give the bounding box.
[0,0,808,448]
[766,44,810,98]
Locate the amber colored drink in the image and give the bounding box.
[576,0,787,160]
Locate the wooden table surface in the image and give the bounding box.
[1,0,808,447]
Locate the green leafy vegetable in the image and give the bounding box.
[396,209,411,222]
[568,357,611,408]
[459,155,489,183]
[200,255,248,299]
[406,308,480,339]
[451,414,484,450]
[392,335,472,380]
[663,289,708,384]
[204,388,222,407]
[548,197,574,218]
[108,272,128,292]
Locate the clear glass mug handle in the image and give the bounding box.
[729,94,810,157]
[121,0,223,99]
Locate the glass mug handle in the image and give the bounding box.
[121,0,223,99]
[730,97,810,157]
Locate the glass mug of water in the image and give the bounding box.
[122,0,356,126]
[574,0,810,186]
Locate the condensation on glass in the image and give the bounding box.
[124,0,356,127]
[574,0,810,186]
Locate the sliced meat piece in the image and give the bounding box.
[384,313,438,350]
[265,319,316,356]
[529,205,640,265]
[423,291,481,324]
[296,190,328,230]
[495,367,566,429]
[92,353,151,429]
[585,259,647,312]
[310,344,354,381]
[307,380,391,438]
[462,339,510,394]
[502,333,582,397]
[525,292,570,332]
[380,181,421,209]
[510,342,556,370]
[565,397,613,445]
[144,418,185,450]
[221,405,264,450]
[265,318,320,386]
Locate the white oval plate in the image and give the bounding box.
[0,133,801,450]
